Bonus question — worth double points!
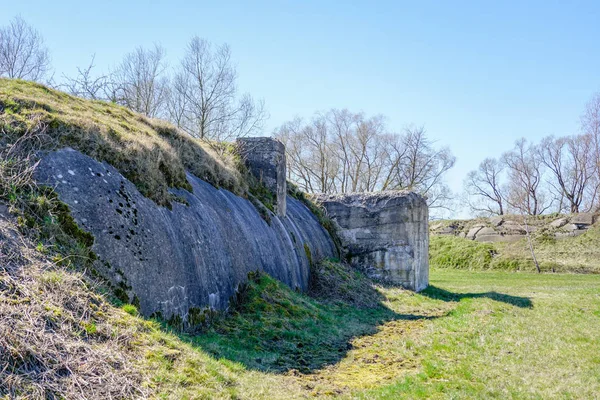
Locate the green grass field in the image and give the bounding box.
[355,270,600,399]
[135,268,600,399]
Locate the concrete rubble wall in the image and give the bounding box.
[35,148,336,321]
[431,213,597,242]
[315,192,429,292]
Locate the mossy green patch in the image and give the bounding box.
[122,304,138,316]
[187,269,397,373]
[288,181,342,257]
[303,243,312,266]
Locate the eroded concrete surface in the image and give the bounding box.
[35,148,336,321]
[316,192,429,291]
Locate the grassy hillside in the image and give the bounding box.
[0,78,246,206]
[430,223,600,273]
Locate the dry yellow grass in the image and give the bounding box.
[0,208,148,398]
[0,78,246,206]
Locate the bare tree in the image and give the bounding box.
[502,138,551,215]
[464,157,506,216]
[459,92,600,218]
[165,72,191,129]
[275,112,455,211]
[275,115,338,193]
[350,114,388,192]
[581,91,600,211]
[170,36,266,140]
[327,109,358,193]
[61,54,115,100]
[112,44,169,118]
[275,110,388,194]
[0,16,51,81]
[538,134,597,213]
[384,126,456,210]
[501,140,544,272]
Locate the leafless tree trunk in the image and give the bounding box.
[112,44,169,118]
[171,36,266,140]
[0,16,51,81]
[538,134,596,213]
[464,157,506,216]
[502,138,551,215]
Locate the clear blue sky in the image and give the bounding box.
[3,1,600,216]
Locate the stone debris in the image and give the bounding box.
[571,213,595,226]
[431,213,597,242]
[549,217,568,228]
[489,216,504,227]
[466,225,484,240]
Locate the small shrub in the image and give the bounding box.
[122,304,138,316]
[83,322,97,335]
[534,229,556,245]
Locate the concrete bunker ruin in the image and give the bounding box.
[236,137,429,292]
[315,192,429,292]
[35,137,428,324]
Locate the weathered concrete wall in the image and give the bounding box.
[431,213,597,242]
[237,137,287,216]
[35,148,336,322]
[315,192,429,292]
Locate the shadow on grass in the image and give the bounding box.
[169,270,439,374]
[168,268,531,374]
[421,285,533,308]
[181,307,433,374]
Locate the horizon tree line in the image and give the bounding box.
[274,111,456,211]
[465,92,600,216]
[3,16,600,217]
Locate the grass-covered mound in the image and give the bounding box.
[0,78,246,206]
[189,262,392,373]
[429,236,497,270]
[430,224,600,273]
